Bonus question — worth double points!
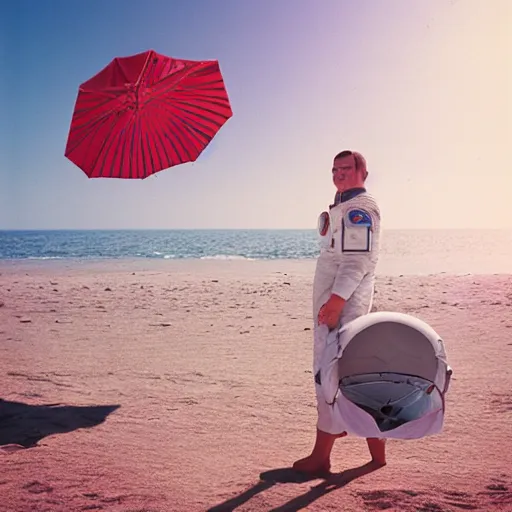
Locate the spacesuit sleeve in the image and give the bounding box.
[331,204,380,300]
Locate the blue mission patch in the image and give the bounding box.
[348,209,372,226]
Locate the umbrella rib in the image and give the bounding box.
[143,108,173,171]
[139,119,149,179]
[152,104,212,156]
[130,115,141,179]
[125,118,135,179]
[90,115,125,177]
[73,95,119,117]
[156,100,213,133]
[147,99,195,163]
[152,78,228,99]
[112,115,131,178]
[70,103,120,136]
[113,58,131,85]
[139,110,160,174]
[66,97,125,156]
[159,100,222,139]
[148,61,198,90]
[161,96,230,122]
[150,92,231,114]
[158,107,206,158]
[166,117,195,162]
[156,117,184,166]
[66,113,113,158]
[81,115,115,170]
[143,121,157,178]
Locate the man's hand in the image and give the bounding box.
[318,294,346,330]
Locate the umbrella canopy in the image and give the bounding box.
[65,49,233,179]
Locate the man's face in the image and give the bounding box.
[332,155,358,191]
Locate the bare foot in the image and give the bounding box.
[293,455,331,476]
[366,438,387,466]
[292,429,347,476]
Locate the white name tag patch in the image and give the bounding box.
[342,209,372,252]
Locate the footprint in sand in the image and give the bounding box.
[22,481,54,494]
[443,490,478,510]
[358,490,421,510]
[479,478,512,509]
[490,393,512,413]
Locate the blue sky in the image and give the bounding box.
[1,0,510,229]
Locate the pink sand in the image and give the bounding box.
[1,259,511,511]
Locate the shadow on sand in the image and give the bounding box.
[0,398,120,450]
[207,461,384,512]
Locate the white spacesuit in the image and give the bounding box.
[313,188,381,434]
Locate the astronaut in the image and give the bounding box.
[293,150,386,475]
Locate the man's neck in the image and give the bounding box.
[331,187,366,207]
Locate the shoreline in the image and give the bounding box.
[1,256,511,278]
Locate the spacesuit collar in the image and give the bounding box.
[331,187,366,208]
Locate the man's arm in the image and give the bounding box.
[318,204,380,329]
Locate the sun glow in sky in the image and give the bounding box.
[1,0,510,229]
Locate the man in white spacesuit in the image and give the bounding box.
[293,150,386,475]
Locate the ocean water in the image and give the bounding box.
[1,229,511,275]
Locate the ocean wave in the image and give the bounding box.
[26,256,65,260]
[200,254,256,261]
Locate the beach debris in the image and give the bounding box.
[104,287,112,292]
[212,279,219,283]
[19,318,32,323]
[149,322,172,327]
[304,327,311,331]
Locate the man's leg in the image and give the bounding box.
[293,363,347,475]
[293,428,347,475]
[366,438,387,466]
[293,257,345,475]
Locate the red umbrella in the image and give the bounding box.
[65,49,233,179]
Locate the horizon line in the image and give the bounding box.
[1,227,512,232]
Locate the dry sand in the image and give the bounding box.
[1,259,511,512]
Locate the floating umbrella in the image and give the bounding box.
[65,49,232,179]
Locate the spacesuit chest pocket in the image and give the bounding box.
[341,208,373,252]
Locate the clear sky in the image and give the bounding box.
[1,0,510,230]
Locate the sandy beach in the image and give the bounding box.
[1,259,511,512]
